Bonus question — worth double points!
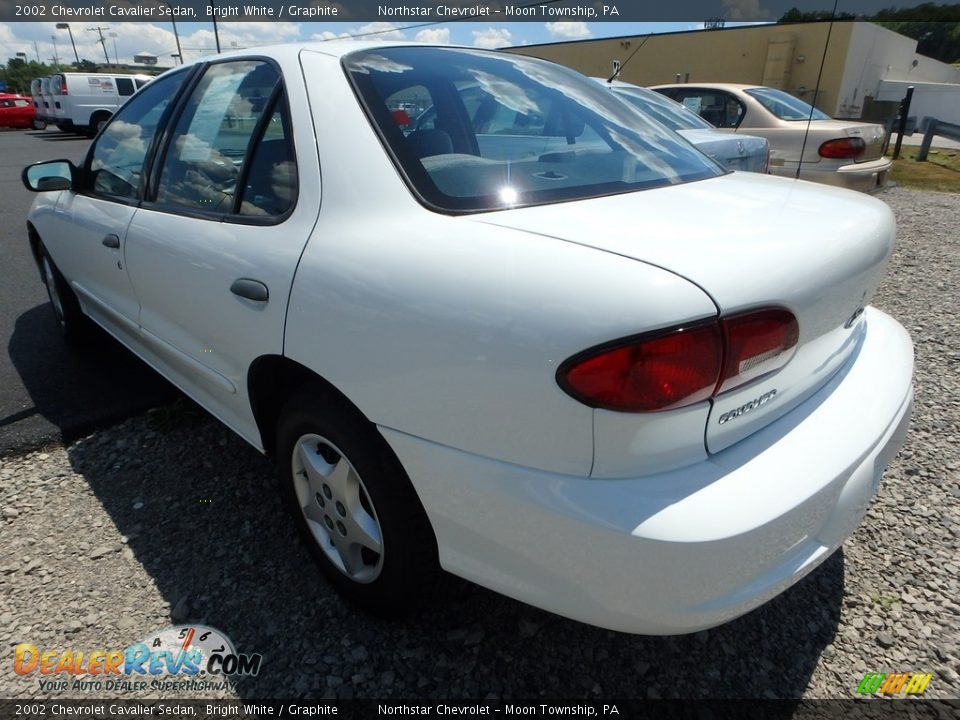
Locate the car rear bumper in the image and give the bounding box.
[382,307,913,634]
[772,157,892,192]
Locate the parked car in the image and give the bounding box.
[0,95,37,129]
[594,79,769,173]
[652,83,891,191]
[22,43,913,635]
[49,72,153,136]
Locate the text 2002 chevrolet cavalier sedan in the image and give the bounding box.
[23,43,913,634]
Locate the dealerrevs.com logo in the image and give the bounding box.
[14,625,262,693]
[856,672,933,696]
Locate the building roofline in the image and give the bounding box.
[506,19,860,52]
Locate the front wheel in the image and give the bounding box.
[276,387,438,616]
[32,118,47,130]
[40,250,90,345]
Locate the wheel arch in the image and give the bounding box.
[249,354,441,563]
[26,221,44,273]
[248,355,368,458]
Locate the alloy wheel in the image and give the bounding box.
[291,433,384,583]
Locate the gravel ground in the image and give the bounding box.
[1,185,958,701]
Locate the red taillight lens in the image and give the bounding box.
[818,137,864,159]
[717,308,799,394]
[559,308,798,413]
[558,322,722,412]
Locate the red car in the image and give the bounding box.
[0,94,37,129]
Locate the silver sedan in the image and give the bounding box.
[595,79,769,174]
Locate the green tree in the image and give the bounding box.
[779,3,960,63]
[0,59,54,95]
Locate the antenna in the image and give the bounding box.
[607,33,653,83]
[796,0,839,179]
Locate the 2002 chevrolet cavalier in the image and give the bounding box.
[22,43,913,634]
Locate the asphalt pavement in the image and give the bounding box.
[0,128,178,455]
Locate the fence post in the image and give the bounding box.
[892,86,914,160]
[917,119,938,162]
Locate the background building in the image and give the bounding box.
[508,22,960,124]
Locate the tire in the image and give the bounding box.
[276,386,438,616]
[87,113,110,138]
[40,249,90,346]
[32,118,47,130]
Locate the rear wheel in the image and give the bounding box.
[276,386,438,616]
[31,117,46,130]
[40,250,90,345]
[87,112,111,137]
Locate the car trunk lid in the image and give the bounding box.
[679,128,769,173]
[470,172,895,453]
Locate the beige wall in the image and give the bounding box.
[508,23,857,115]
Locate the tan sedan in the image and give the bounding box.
[651,83,891,192]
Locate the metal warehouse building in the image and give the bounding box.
[507,22,960,124]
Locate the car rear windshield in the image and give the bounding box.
[613,87,713,132]
[744,87,831,121]
[344,47,723,213]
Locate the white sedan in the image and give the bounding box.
[23,43,913,635]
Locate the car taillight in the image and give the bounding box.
[818,137,864,159]
[558,321,722,412]
[716,308,799,394]
[558,308,798,412]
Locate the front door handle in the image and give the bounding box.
[230,278,269,302]
[102,234,120,249]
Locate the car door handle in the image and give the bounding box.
[230,278,269,302]
[102,234,120,249]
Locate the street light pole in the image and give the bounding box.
[51,35,60,67]
[56,23,80,65]
[109,32,119,65]
[162,2,183,63]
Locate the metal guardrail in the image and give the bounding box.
[917,118,960,162]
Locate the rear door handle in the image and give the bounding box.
[102,234,120,249]
[230,278,269,302]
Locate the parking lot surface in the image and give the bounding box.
[0,129,178,456]
[0,124,957,700]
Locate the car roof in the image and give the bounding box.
[178,40,486,66]
[650,82,763,92]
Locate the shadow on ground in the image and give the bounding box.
[2,304,179,454]
[64,407,845,699]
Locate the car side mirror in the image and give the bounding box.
[22,160,78,192]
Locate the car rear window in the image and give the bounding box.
[612,87,713,132]
[344,47,723,214]
[745,88,831,121]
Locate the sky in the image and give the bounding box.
[0,21,714,67]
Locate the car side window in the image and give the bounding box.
[671,90,744,129]
[237,93,297,217]
[116,78,135,96]
[154,61,280,215]
[86,69,188,201]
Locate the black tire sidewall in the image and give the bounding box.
[40,249,89,346]
[276,388,438,616]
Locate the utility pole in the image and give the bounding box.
[51,35,60,67]
[87,26,111,65]
[33,40,41,63]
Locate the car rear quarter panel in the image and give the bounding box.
[286,50,719,476]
